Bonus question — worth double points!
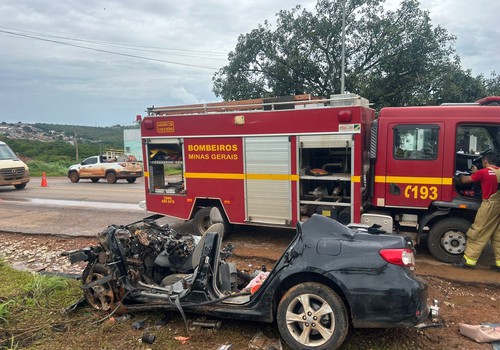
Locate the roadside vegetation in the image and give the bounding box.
[0,124,127,177]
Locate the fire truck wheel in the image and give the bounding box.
[106,172,118,184]
[69,172,80,183]
[91,178,99,183]
[126,177,137,183]
[192,207,232,237]
[193,207,214,236]
[337,208,351,225]
[427,218,470,263]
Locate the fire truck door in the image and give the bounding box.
[244,136,292,225]
[384,123,445,208]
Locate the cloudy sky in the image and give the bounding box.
[1,0,499,126]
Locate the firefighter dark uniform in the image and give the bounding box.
[458,165,500,270]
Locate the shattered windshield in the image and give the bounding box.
[0,144,18,160]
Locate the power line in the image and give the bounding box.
[0,28,221,70]
[0,26,228,58]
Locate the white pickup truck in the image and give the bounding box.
[68,155,143,184]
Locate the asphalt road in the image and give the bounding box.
[0,176,189,236]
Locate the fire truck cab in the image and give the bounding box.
[140,95,500,263]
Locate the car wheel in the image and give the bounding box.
[427,218,470,263]
[69,172,79,183]
[14,183,26,190]
[91,178,99,183]
[126,177,137,183]
[81,263,123,311]
[106,172,117,184]
[277,282,348,350]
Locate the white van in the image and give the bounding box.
[0,141,30,189]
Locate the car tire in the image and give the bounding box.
[427,217,470,263]
[126,177,137,183]
[91,178,99,183]
[277,282,348,350]
[106,172,117,184]
[14,183,26,190]
[69,172,80,183]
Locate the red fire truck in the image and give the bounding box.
[139,94,500,263]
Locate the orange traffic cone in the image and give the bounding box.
[41,172,48,187]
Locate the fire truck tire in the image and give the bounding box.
[193,207,232,237]
[91,178,99,183]
[427,218,470,263]
[126,177,137,183]
[337,208,351,225]
[69,172,80,183]
[106,172,117,184]
[193,207,213,236]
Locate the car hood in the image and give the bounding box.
[0,158,29,169]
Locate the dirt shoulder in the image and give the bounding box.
[0,230,498,350]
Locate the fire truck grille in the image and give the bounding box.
[0,167,25,180]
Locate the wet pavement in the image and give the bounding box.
[0,198,190,237]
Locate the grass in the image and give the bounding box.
[0,260,83,349]
[27,160,72,177]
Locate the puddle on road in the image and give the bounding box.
[26,198,144,211]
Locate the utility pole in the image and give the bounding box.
[74,129,79,162]
[340,0,346,94]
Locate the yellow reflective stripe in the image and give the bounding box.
[185,172,245,180]
[351,176,361,183]
[375,176,453,185]
[463,255,477,266]
[184,172,299,181]
[144,171,149,177]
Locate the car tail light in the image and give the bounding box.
[379,249,415,269]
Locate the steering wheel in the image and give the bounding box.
[472,148,492,163]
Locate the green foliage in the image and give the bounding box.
[33,123,124,148]
[27,160,73,176]
[484,72,500,96]
[0,261,83,349]
[22,273,68,306]
[213,0,488,107]
[0,300,13,324]
[0,123,131,175]
[0,136,100,163]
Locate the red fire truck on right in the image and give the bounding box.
[140,95,500,264]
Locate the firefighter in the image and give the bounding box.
[453,152,500,272]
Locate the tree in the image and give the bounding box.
[213,0,479,108]
[484,72,500,96]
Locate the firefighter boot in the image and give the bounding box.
[452,257,475,270]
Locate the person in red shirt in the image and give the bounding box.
[453,152,500,272]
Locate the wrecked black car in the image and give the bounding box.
[65,208,430,350]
